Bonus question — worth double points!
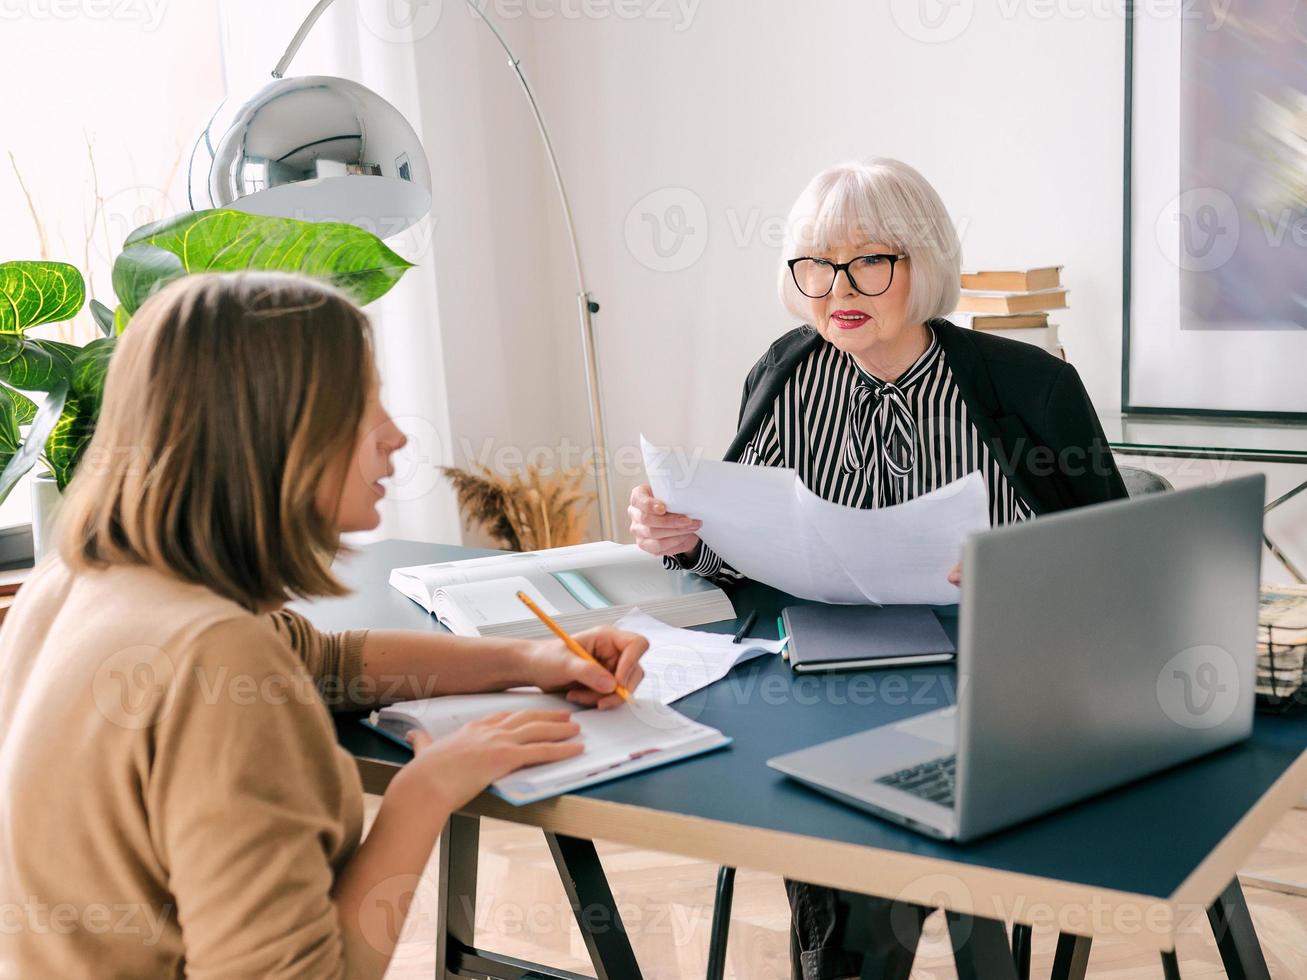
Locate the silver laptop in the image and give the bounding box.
[767,474,1264,842]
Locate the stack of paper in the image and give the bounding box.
[642,437,988,605]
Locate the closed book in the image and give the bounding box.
[955,288,1069,315]
[981,324,1060,352]
[960,266,1062,292]
[968,312,1050,330]
[781,604,956,674]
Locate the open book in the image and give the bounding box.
[366,691,730,805]
[389,541,735,638]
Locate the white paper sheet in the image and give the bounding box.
[616,609,785,704]
[642,435,989,605]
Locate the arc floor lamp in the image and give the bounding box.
[189,0,617,539]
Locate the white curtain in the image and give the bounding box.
[217,0,463,546]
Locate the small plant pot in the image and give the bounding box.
[31,471,63,562]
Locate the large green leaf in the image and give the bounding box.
[0,261,85,334]
[89,299,115,337]
[112,209,414,313]
[45,393,96,490]
[37,339,117,489]
[0,385,37,428]
[0,335,78,392]
[0,381,68,505]
[0,385,38,488]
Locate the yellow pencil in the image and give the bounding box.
[515,590,631,702]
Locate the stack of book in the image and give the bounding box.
[1258,583,1307,706]
[952,266,1068,357]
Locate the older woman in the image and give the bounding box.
[629,158,1126,979]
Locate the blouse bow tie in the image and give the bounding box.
[843,377,917,479]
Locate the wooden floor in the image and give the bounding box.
[371,799,1307,979]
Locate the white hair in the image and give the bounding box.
[777,158,962,327]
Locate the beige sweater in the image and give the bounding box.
[0,557,386,979]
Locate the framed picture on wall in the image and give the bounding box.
[1123,0,1307,419]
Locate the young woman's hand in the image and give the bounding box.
[947,562,962,586]
[401,709,583,814]
[524,626,649,710]
[629,484,703,559]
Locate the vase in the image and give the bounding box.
[30,471,62,562]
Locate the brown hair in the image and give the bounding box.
[58,272,374,610]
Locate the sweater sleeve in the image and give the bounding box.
[267,609,371,712]
[148,615,386,980]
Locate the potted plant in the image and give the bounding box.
[0,209,414,558]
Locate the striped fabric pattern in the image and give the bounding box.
[669,325,1033,582]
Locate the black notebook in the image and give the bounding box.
[781,604,956,673]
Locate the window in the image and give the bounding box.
[0,2,227,561]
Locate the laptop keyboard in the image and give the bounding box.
[875,755,956,808]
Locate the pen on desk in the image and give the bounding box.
[515,590,631,702]
[732,610,758,644]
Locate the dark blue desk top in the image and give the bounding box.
[305,540,1307,904]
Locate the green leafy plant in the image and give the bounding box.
[0,209,413,505]
[0,260,86,502]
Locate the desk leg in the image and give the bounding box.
[705,866,735,980]
[1160,949,1182,980]
[1264,480,1307,583]
[544,831,644,980]
[435,813,479,980]
[1206,878,1272,980]
[1011,922,1032,980]
[1050,933,1092,980]
[945,911,1019,980]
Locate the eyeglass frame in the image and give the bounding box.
[786,253,909,299]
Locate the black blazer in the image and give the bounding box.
[724,319,1128,516]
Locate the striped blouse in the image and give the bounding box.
[669,324,1033,581]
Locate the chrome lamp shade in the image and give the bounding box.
[188,75,432,237]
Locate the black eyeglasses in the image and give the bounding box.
[787,253,908,299]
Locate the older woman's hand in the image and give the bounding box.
[629,484,703,559]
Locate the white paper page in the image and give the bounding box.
[795,471,989,605]
[616,609,784,704]
[498,700,717,793]
[641,436,866,603]
[391,691,569,739]
[437,577,558,629]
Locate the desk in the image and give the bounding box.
[1102,413,1307,582]
[303,540,1307,980]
